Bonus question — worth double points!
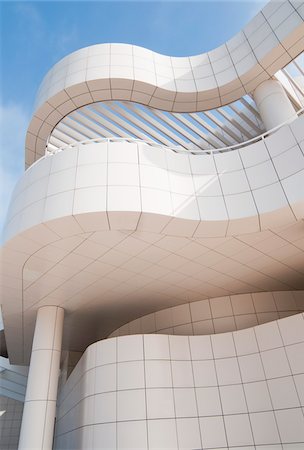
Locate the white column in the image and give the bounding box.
[253,79,296,130]
[18,306,64,450]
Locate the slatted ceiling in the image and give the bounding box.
[294,60,304,77]
[126,103,196,148]
[46,56,304,154]
[171,110,219,147]
[91,104,138,138]
[77,107,132,139]
[51,127,82,145]
[49,99,262,154]
[275,59,304,108]
[190,112,235,146]
[213,128,235,146]
[150,109,210,150]
[239,97,262,123]
[199,111,242,143]
[229,103,262,134]
[208,108,246,142]
[51,128,75,145]
[69,112,113,140]
[107,102,175,146]
[92,103,154,142]
[118,102,192,148]
[171,112,228,148]
[287,90,302,110]
[56,119,93,142]
[230,107,257,137]
[110,102,175,144]
[235,97,264,130]
[281,69,304,106]
[217,107,252,140]
[49,136,70,152]
[66,115,108,141]
[201,112,237,144]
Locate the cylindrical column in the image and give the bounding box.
[18,306,64,450]
[253,79,296,130]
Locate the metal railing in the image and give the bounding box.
[45,108,304,157]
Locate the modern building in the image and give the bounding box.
[1,0,304,448]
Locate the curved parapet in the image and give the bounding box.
[54,313,304,449]
[6,114,304,244]
[109,290,304,337]
[25,0,304,166]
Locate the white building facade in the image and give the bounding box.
[1,0,304,448]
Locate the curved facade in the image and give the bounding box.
[1,1,304,449]
[5,114,304,242]
[109,291,304,337]
[26,0,304,166]
[55,314,304,449]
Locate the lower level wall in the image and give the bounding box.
[0,396,23,450]
[54,313,304,449]
[108,290,304,338]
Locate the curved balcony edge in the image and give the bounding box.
[25,0,304,167]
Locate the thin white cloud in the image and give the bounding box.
[0,102,29,242]
[49,23,79,59]
[14,2,43,27]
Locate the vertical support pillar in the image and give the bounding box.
[18,306,64,450]
[253,79,296,130]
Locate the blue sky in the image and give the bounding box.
[0,0,267,238]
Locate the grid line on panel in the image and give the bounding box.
[276,316,304,420]
[253,324,285,443]
[210,151,230,237]
[92,342,98,449]
[23,228,159,311]
[206,51,221,106]
[20,232,300,312]
[188,336,205,449]
[45,50,304,157]
[112,290,304,337]
[55,329,304,445]
[55,405,304,425]
[231,332,256,446]
[249,292,262,326]
[265,4,298,53]
[232,234,303,289]
[141,336,149,450]
[209,333,229,448]
[223,42,249,119]
[272,127,304,157]
[115,338,118,448]
[269,226,304,251]
[288,122,304,159]
[135,143,143,233]
[244,156,304,190]
[71,142,86,222]
[238,146,261,231]
[167,336,180,448]
[186,306,195,336]
[22,230,97,309]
